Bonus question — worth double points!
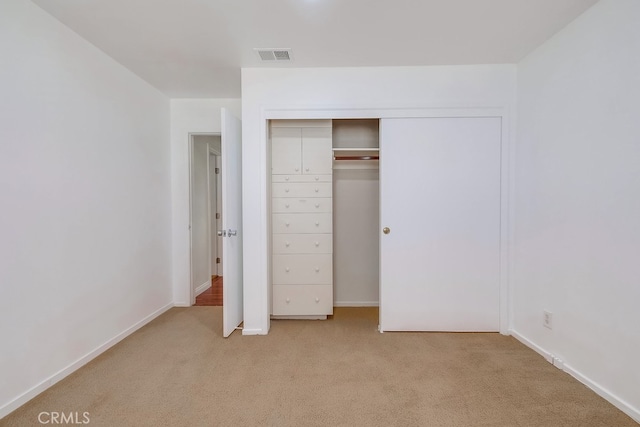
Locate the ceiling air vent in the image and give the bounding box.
[254,48,293,62]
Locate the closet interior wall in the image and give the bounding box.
[332,119,380,307]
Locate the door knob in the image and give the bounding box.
[383,227,391,235]
[228,229,237,236]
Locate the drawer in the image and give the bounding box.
[273,213,332,234]
[272,234,332,254]
[272,285,333,316]
[272,198,332,213]
[272,174,332,183]
[272,182,332,198]
[273,254,332,285]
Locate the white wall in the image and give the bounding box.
[0,0,172,417]
[191,139,211,296]
[241,65,516,334]
[170,99,241,305]
[514,0,640,421]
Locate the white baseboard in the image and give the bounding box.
[0,302,173,419]
[194,280,211,297]
[241,328,267,336]
[510,329,640,423]
[333,301,379,307]
[173,302,191,307]
[509,329,553,363]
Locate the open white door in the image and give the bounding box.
[379,117,501,332]
[221,108,243,337]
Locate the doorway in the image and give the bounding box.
[190,134,223,306]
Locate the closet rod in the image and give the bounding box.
[333,155,379,161]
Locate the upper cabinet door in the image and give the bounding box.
[302,127,332,175]
[272,128,302,174]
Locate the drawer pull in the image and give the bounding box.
[285,188,290,193]
[295,168,299,172]
[314,241,319,247]
[315,203,320,208]
[285,203,290,208]
[285,222,290,227]
[285,241,290,247]
[315,267,320,272]
[286,298,291,303]
[285,267,290,272]
[285,177,290,181]
[315,297,320,303]
[315,221,320,226]
[314,188,319,193]
[306,168,310,172]
[315,176,319,181]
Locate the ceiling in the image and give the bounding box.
[31,0,599,98]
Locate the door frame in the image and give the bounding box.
[209,147,222,277]
[188,132,221,305]
[258,106,513,335]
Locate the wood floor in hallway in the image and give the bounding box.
[194,276,222,306]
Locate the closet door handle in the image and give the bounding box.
[383,227,391,235]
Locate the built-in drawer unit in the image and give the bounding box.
[272,182,332,198]
[272,174,332,183]
[272,254,332,285]
[270,120,334,318]
[272,213,332,234]
[272,234,333,254]
[272,285,333,316]
[272,197,332,213]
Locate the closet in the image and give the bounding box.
[270,119,380,318]
[269,116,502,331]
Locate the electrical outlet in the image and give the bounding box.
[543,310,553,329]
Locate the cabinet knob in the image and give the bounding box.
[315,297,320,303]
[315,221,319,226]
[285,203,290,208]
[315,176,319,181]
[315,267,320,272]
[285,241,290,247]
[285,267,290,272]
[314,188,319,193]
[315,203,320,208]
[286,298,291,303]
[295,168,299,172]
[305,168,310,172]
[285,177,289,181]
[285,222,290,227]
[314,241,319,247]
[285,188,290,193]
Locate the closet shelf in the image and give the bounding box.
[332,148,379,161]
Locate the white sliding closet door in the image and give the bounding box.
[379,117,501,332]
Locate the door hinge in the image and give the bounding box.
[216,257,221,264]
[215,167,220,174]
[216,213,220,219]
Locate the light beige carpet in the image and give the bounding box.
[2,307,636,427]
